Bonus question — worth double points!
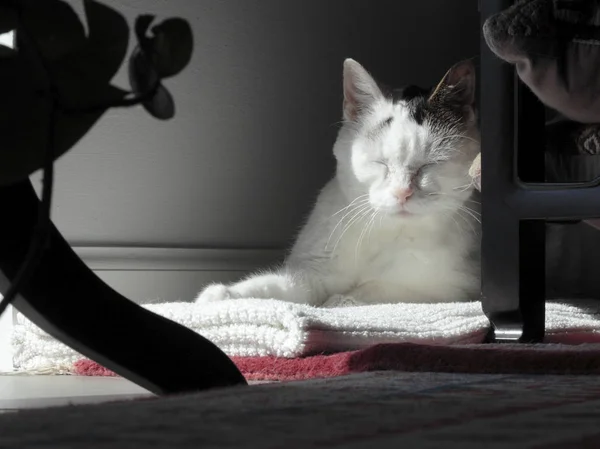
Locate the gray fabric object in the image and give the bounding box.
[544,120,600,299]
[470,117,600,298]
[1,372,600,448]
[483,0,600,123]
[483,0,600,298]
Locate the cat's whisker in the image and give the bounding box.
[328,202,370,229]
[427,192,481,210]
[451,182,475,191]
[327,203,371,251]
[334,208,371,256]
[331,205,372,255]
[450,208,478,237]
[355,217,369,262]
[355,210,378,262]
[364,212,379,256]
[325,202,371,251]
[328,198,370,232]
[435,203,479,237]
[367,210,379,235]
[440,210,464,238]
[330,195,370,218]
[460,204,481,217]
[458,206,482,224]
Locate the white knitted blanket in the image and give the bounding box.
[9,298,600,373]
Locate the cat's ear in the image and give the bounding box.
[428,59,476,107]
[343,59,384,122]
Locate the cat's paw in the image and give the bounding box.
[195,283,232,303]
[321,294,362,308]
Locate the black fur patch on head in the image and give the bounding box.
[378,81,471,137]
[388,85,431,125]
[391,85,430,102]
[426,82,473,138]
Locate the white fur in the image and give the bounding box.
[197,59,481,306]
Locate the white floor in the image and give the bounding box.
[0,374,271,412]
[0,375,153,411]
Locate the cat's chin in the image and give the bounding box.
[383,207,439,220]
[383,208,416,219]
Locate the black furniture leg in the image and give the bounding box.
[0,181,247,395]
[480,208,522,342]
[514,78,547,343]
[480,0,546,343]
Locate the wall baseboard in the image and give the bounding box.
[71,246,286,303]
[73,246,286,272]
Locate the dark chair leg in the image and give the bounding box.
[0,181,247,395]
[480,209,523,342]
[480,0,546,343]
[518,220,546,342]
[513,75,547,343]
[480,0,523,341]
[481,210,545,342]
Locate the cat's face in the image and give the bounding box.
[334,59,480,219]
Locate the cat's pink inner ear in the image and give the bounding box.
[449,60,476,105]
[343,99,357,121]
[342,59,382,121]
[446,60,475,88]
[429,60,476,106]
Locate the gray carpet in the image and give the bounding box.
[1,372,600,448]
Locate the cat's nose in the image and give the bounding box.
[393,187,413,204]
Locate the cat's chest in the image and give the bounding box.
[332,222,463,281]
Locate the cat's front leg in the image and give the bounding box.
[321,282,408,308]
[322,294,362,308]
[195,271,320,305]
[337,281,432,305]
[195,283,233,303]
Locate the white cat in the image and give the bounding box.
[197,59,481,307]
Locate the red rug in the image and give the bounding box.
[74,342,600,381]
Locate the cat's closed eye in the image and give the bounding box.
[414,163,435,178]
[373,160,389,176]
[412,163,440,189]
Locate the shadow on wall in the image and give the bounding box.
[40,0,480,251]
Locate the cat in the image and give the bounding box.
[196,58,481,307]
